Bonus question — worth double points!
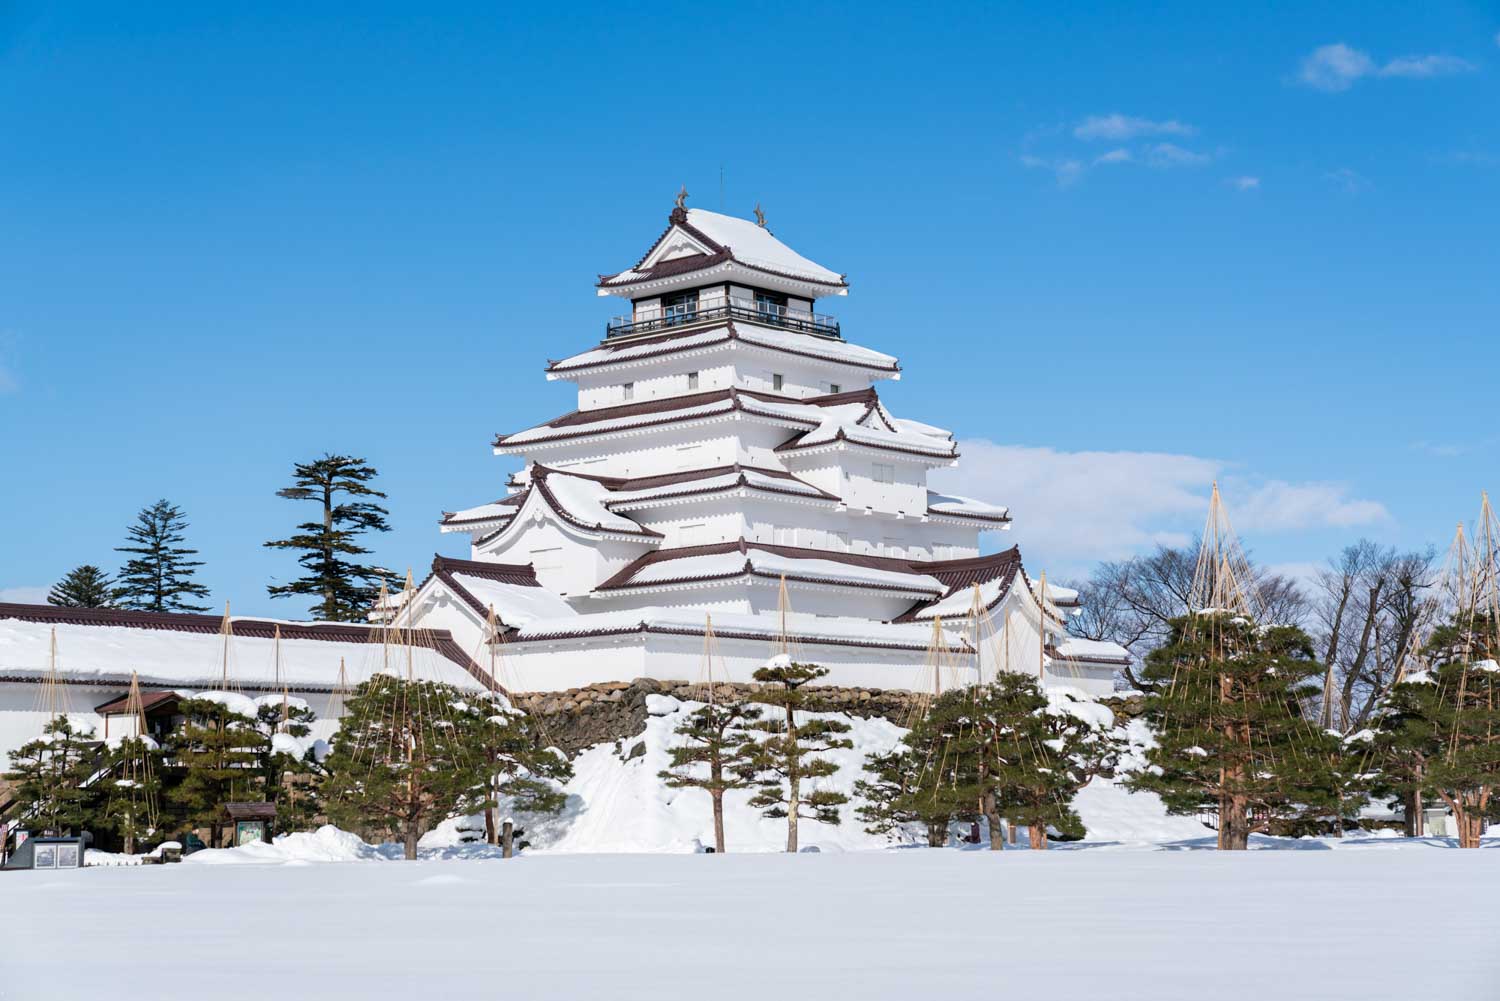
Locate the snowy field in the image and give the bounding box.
[4,838,1497,1001]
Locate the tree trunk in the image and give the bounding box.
[1008,821,1018,845]
[1218,793,1250,851]
[711,789,726,854]
[321,484,335,620]
[1320,583,1350,729]
[1403,788,1422,838]
[1028,823,1049,850]
[403,821,419,860]
[484,805,498,845]
[925,819,948,847]
[784,703,799,853]
[502,820,514,859]
[982,791,1003,851]
[1455,799,1482,849]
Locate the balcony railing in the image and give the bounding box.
[607,297,840,340]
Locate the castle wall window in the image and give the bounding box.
[663,291,698,325]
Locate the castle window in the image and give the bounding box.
[687,371,699,390]
[872,463,895,484]
[663,291,698,326]
[772,373,784,392]
[755,290,787,322]
[622,382,635,401]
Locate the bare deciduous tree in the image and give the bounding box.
[1310,542,1436,733]
[1069,542,1308,688]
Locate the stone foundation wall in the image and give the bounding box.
[511,678,926,755]
[511,679,1144,757]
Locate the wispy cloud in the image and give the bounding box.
[0,365,15,395]
[1093,148,1132,166]
[1235,481,1390,533]
[1324,166,1371,193]
[1227,175,1261,191]
[1297,42,1476,92]
[1144,143,1212,168]
[930,442,1388,573]
[1074,114,1195,142]
[1413,440,1466,458]
[0,585,49,604]
[1020,154,1086,187]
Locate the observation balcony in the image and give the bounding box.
[607,294,840,341]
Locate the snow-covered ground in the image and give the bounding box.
[7,694,1496,999]
[4,839,1496,1001]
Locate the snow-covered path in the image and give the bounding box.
[3,845,1494,1001]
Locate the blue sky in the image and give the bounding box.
[2,2,1497,615]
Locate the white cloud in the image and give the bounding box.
[1074,114,1195,141]
[1380,54,1475,78]
[1020,154,1085,187]
[1227,175,1260,190]
[1234,481,1390,533]
[1299,43,1376,91]
[1298,42,1475,91]
[1094,148,1132,165]
[930,441,1388,574]
[0,365,15,394]
[0,585,49,604]
[1144,143,1211,168]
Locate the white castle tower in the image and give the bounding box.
[396,194,1128,694]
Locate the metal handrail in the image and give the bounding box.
[607,300,840,340]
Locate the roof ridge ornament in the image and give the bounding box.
[754,202,767,228]
[670,185,689,224]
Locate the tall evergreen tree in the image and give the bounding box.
[167,696,263,848]
[47,565,116,608]
[319,675,493,859]
[264,454,393,621]
[1127,614,1343,849]
[114,500,210,612]
[4,717,101,834]
[742,657,853,852]
[658,697,761,853]
[1372,613,1500,848]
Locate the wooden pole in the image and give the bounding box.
[1037,571,1048,681]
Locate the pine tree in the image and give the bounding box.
[990,675,1121,849]
[1127,614,1343,849]
[319,675,492,859]
[1369,675,1439,837]
[114,500,210,612]
[854,747,958,848]
[4,717,101,834]
[100,736,165,853]
[251,698,324,832]
[1372,613,1500,848]
[167,696,263,848]
[47,565,116,608]
[463,694,572,856]
[263,454,393,621]
[658,697,761,853]
[742,657,853,852]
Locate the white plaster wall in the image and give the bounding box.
[501,632,969,693]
